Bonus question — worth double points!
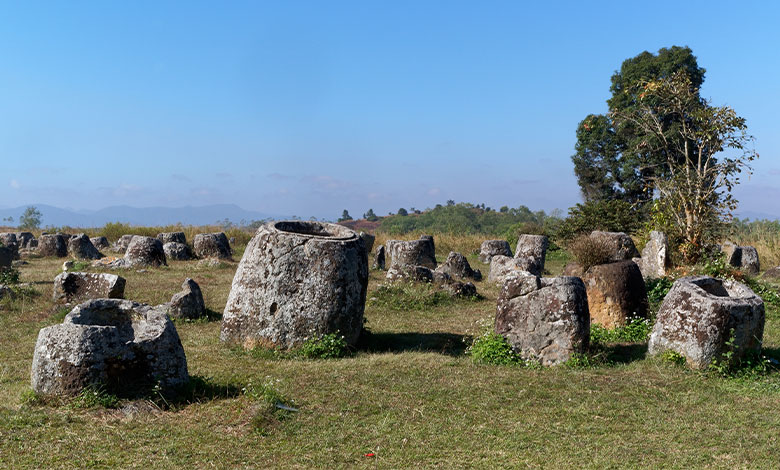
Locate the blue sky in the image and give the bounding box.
[1,1,779,220]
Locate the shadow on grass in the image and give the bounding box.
[594,342,649,365]
[357,330,468,356]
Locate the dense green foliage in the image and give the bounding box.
[646,276,675,316]
[368,282,458,311]
[0,267,20,285]
[298,333,350,359]
[378,202,558,236]
[468,331,524,365]
[337,210,352,222]
[557,199,644,239]
[572,46,705,206]
[590,317,652,344]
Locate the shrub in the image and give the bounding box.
[557,199,644,240]
[590,316,652,344]
[298,333,349,359]
[646,277,674,316]
[468,331,523,365]
[567,234,612,271]
[0,267,20,285]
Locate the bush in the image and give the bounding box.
[567,234,612,271]
[646,277,674,316]
[298,333,349,359]
[468,331,523,365]
[590,316,652,344]
[557,199,644,240]
[0,267,20,285]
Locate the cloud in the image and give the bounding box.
[301,175,353,191]
[9,179,20,189]
[170,173,192,182]
[215,172,234,182]
[427,187,441,196]
[267,173,295,181]
[768,169,780,176]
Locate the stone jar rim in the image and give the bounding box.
[270,220,358,241]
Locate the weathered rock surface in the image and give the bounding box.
[496,275,590,366]
[582,260,648,329]
[221,221,368,349]
[515,235,548,265]
[157,232,187,245]
[31,299,189,396]
[166,278,206,319]
[435,251,482,281]
[763,266,780,279]
[589,231,640,261]
[386,264,435,283]
[193,233,232,260]
[90,236,110,250]
[163,242,193,261]
[488,255,542,284]
[479,240,512,264]
[123,236,167,267]
[15,232,35,249]
[442,280,477,298]
[53,272,126,304]
[373,245,386,270]
[0,233,19,260]
[385,236,437,275]
[0,246,12,269]
[38,234,68,257]
[67,234,103,260]
[637,231,669,278]
[112,234,136,253]
[648,276,764,369]
[359,232,375,254]
[562,262,584,278]
[0,284,13,301]
[722,244,760,275]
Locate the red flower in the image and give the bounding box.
[364,453,375,458]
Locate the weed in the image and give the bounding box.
[368,282,456,311]
[0,266,20,285]
[744,277,780,310]
[660,350,686,366]
[468,330,523,365]
[590,316,652,344]
[70,385,120,409]
[646,276,674,316]
[298,332,350,359]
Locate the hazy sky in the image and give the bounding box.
[1,1,779,219]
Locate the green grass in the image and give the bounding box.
[3,245,780,468]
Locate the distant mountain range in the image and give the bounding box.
[0,204,286,228]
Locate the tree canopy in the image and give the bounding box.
[572,46,706,205]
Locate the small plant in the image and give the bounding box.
[563,352,604,368]
[0,266,20,285]
[70,385,120,409]
[70,261,91,271]
[660,350,686,366]
[243,377,297,435]
[468,331,523,365]
[567,234,613,271]
[646,277,674,316]
[744,277,780,310]
[700,252,741,280]
[298,332,349,359]
[590,316,652,344]
[369,282,456,311]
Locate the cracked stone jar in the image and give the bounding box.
[220,221,368,349]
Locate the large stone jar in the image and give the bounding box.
[648,276,764,369]
[221,221,368,349]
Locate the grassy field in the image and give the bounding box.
[2,237,780,469]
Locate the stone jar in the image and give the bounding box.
[221,221,368,349]
[648,276,764,369]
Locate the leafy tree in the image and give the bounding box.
[557,199,643,240]
[363,208,378,221]
[611,71,756,261]
[397,208,408,217]
[338,210,353,222]
[499,206,509,213]
[572,46,706,205]
[18,206,42,230]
